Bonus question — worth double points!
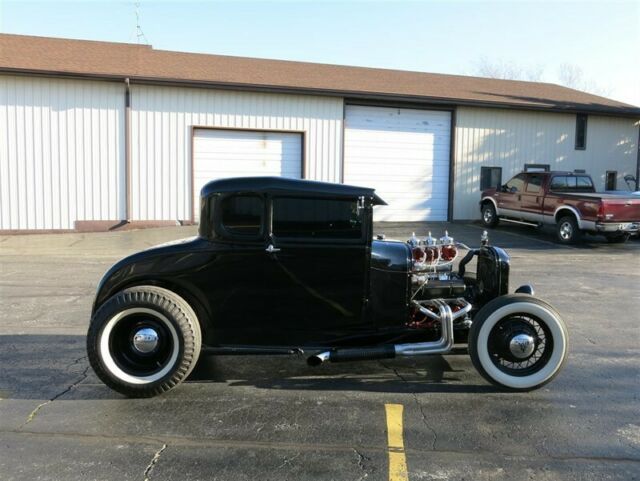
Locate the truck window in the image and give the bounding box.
[550,175,595,193]
[525,174,544,193]
[576,176,595,191]
[505,174,526,193]
[550,176,568,190]
[272,197,362,239]
[220,195,264,237]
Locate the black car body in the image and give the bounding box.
[88,177,569,397]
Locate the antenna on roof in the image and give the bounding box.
[131,1,149,44]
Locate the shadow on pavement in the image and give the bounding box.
[0,334,500,400]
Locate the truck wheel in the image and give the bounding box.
[556,216,581,244]
[481,203,499,227]
[87,286,201,398]
[468,294,568,391]
[605,233,630,244]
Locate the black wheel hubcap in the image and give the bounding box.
[109,314,174,377]
[488,314,553,376]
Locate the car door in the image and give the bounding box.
[197,192,288,346]
[520,173,545,222]
[265,195,370,344]
[496,173,527,216]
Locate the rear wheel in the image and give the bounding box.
[87,286,201,397]
[481,202,499,228]
[605,233,630,243]
[468,294,568,391]
[556,216,582,244]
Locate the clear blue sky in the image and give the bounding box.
[1,0,638,105]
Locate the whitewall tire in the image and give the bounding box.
[87,286,202,397]
[468,294,568,391]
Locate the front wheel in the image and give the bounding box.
[87,286,202,397]
[468,294,568,391]
[481,202,499,227]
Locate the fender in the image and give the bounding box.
[481,196,500,215]
[553,205,587,229]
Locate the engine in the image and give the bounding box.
[368,230,510,335]
[407,231,466,300]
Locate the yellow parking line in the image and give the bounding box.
[385,403,408,481]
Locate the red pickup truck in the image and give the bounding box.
[480,171,640,244]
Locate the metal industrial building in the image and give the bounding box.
[1,34,639,232]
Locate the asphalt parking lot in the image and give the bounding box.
[1,222,639,481]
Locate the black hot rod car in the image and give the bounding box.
[87,177,568,397]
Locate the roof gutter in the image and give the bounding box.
[2,67,640,119]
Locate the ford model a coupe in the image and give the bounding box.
[87,177,568,397]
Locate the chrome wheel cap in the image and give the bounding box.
[509,333,536,359]
[560,222,572,240]
[132,327,159,353]
[483,209,493,223]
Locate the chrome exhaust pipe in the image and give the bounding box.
[307,350,331,366]
[307,299,471,365]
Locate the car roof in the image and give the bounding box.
[201,176,388,205]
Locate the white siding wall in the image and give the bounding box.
[130,85,343,221]
[0,75,125,229]
[454,107,639,220]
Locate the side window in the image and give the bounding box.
[525,174,543,193]
[272,197,362,239]
[220,195,264,237]
[576,175,595,192]
[505,174,526,193]
[550,176,594,192]
[480,166,502,190]
[575,114,588,150]
[550,176,568,191]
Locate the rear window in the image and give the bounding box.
[550,175,595,193]
[272,197,362,239]
[220,195,264,237]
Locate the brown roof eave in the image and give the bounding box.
[2,67,640,119]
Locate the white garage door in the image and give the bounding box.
[344,105,451,221]
[193,129,302,220]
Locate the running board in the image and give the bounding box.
[500,217,541,227]
[201,346,302,356]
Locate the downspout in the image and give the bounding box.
[636,121,640,191]
[447,107,457,222]
[124,78,132,222]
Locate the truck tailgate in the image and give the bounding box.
[601,197,640,222]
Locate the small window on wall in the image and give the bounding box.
[524,164,550,172]
[575,114,588,150]
[220,195,264,237]
[272,197,362,239]
[606,171,617,190]
[480,167,502,190]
